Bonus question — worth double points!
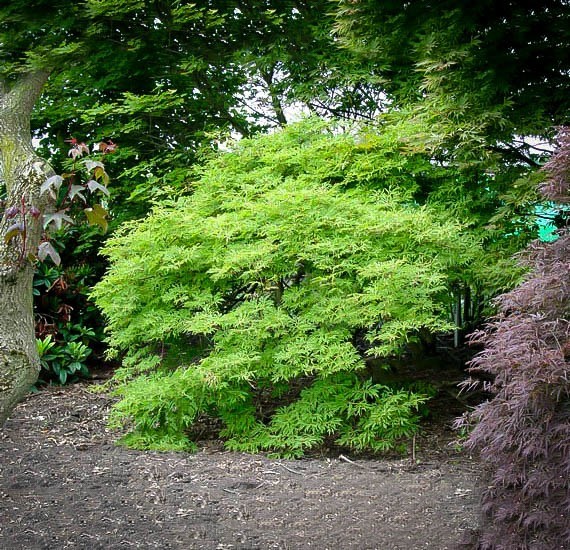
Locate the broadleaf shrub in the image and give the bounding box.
[28,139,115,384]
[459,127,570,549]
[33,226,107,384]
[93,119,493,455]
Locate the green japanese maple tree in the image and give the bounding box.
[93,120,503,455]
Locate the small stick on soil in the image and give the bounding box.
[339,454,369,469]
[278,463,306,476]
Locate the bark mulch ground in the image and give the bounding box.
[0,381,481,549]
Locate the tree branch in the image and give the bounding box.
[488,144,540,167]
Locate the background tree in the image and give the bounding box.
[334,0,569,144]
[32,0,383,219]
[334,0,569,336]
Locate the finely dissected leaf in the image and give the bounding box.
[93,121,488,455]
[460,129,570,549]
[37,241,61,265]
[84,204,108,232]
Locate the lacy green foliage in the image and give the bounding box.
[334,0,569,146]
[94,120,485,454]
[221,375,429,458]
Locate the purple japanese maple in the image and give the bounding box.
[460,128,569,549]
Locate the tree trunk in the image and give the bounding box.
[261,68,288,127]
[0,71,52,425]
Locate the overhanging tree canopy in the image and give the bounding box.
[29,0,385,218]
[334,0,570,143]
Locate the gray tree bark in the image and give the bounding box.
[0,71,52,425]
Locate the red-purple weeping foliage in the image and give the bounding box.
[459,128,570,550]
[539,127,570,204]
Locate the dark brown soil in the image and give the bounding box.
[0,382,481,549]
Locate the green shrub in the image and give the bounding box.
[33,227,107,384]
[36,334,92,384]
[93,119,488,455]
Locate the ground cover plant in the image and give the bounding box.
[33,245,105,385]
[92,120,508,456]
